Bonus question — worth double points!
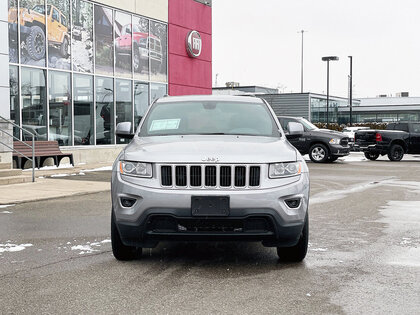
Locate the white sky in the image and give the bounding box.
[212,0,420,98]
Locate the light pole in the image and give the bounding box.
[298,30,307,93]
[348,56,353,126]
[322,56,339,128]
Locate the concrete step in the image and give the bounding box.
[0,175,32,186]
[0,163,11,170]
[0,169,23,178]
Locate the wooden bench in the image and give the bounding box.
[13,141,74,169]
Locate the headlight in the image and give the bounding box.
[269,162,302,178]
[119,161,152,178]
[329,138,341,144]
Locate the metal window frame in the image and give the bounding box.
[9,0,168,148]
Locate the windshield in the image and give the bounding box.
[297,118,318,131]
[139,101,280,137]
[32,5,47,15]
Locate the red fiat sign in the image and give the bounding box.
[186,30,202,58]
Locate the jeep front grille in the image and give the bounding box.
[160,165,261,188]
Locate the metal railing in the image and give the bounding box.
[0,116,35,182]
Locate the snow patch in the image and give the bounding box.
[83,166,112,172]
[70,239,111,254]
[0,243,33,253]
[23,163,73,171]
[1,211,13,214]
[310,248,328,252]
[379,201,420,267]
[51,173,70,178]
[0,204,15,209]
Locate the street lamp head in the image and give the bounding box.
[322,56,339,61]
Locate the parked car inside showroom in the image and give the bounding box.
[111,95,310,262]
[277,116,350,163]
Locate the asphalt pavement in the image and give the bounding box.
[0,156,419,314]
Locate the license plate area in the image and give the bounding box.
[191,196,230,217]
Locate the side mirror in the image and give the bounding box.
[116,122,134,139]
[286,122,304,139]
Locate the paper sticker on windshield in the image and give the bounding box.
[149,119,181,131]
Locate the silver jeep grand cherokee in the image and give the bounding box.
[111,95,310,262]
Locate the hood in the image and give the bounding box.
[314,129,347,138]
[123,135,297,164]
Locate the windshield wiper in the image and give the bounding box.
[193,133,227,135]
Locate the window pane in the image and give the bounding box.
[48,71,71,146]
[20,0,46,67]
[150,83,167,103]
[133,16,149,81]
[21,67,47,141]
[74,74,94,145]
[134,81,149,129]
[9,66,20,139]
[150,22,167,82]
[72,0,93,73]
[95,5,113,76]
[8,0,19,63]
[47,0,71,70]
[116,79,132,144]
[114,11,132,78]
[96,77,114,145]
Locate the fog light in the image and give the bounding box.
[120,197,136,208]
[285,198,301,208]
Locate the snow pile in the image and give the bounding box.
[83,166,113,173]
[71,239,111,254]
[0,243,33,253]
[0,204,15,209]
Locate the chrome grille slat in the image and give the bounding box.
[160,165,261,189]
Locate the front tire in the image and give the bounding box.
[364,152,380,160]
[277,215,308,262]
[111,211,140,261]
[388,144,404,161]
[309,144,329,163]
[26,26,46,60]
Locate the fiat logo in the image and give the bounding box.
[186,30,202,58]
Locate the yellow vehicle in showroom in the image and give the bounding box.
[8,4,69,60]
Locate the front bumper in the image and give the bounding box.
[111,172,310,248]
[329,144,350,156]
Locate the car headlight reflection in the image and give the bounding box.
[269,162,302,178]
[119,161,152,178]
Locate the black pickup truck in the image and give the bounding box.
[354,122,420,161]
[278,116,350,163]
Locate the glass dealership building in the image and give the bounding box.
[2,0,212,151]
[213,87,420,125]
